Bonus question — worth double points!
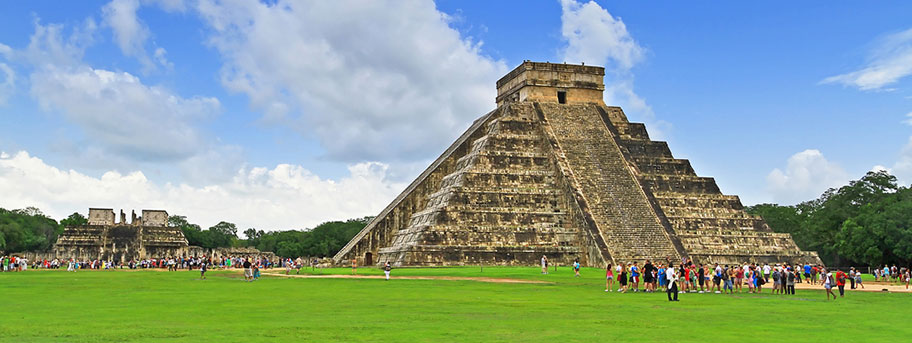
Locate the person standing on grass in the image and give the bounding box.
[384,262,392,280]
[200,261,208,280]
[804,264,811,284]
[755,267,765,292]
[722,266,733,294]
[771,267,781,294]
[618,263,628,293]
[253,263,261,280]
[835,269,847,297]
[785,268,796,295]
[351,258,357,275]
[541,255,548,274]
[630,262,640,292]
[605,263,615,292]
[848,268,856,289]
[904,269,910,289]
[666,264,679,301]
[657,264,667,292]
[824,269,837,300]
[573,259,581,278]
[643,260,655,293]
[243,258,253,282]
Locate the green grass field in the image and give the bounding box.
[1,267,910,342]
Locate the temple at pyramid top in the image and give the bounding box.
[496,61,605,106]
[335,61,821,268]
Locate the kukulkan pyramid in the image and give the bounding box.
[335,62,821,267]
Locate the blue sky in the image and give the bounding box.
[1,1,911,230]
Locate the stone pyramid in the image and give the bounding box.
[334,61,821,267]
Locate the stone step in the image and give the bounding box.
[640,175,721,194]
[409,208,569,227]
[666,216,763,231]
[440,170,556,190]
[485,117,538,135]
[471,133,546,152]
[631,157,695,176]
[618,139,673,158]
[659,206,754,218]
[652,193,744,210]
[455,150,553,171]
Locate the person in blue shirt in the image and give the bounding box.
[658,265,667,291]
[803,264,811,283]
[630,262,640,292]
[573,259,581,277]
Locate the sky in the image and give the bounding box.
[1,1,911,231]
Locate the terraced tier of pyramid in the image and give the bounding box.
[334,62,821,267]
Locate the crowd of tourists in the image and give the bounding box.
[873,265,911,288]
[540,255,911,301]
[0,255,30,271]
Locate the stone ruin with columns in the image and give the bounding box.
[53,208,189,262]
[334,61,822,267]
[19,208,277,263]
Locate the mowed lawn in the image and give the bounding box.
[1,267,910,342]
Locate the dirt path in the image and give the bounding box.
[261,272,551,284]
[789,280,911,293]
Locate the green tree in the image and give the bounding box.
[208,221,238,248]
[0,207,61,254]
[60,212,88,227]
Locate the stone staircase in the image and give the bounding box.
[535,102,681,263]
[601,106,820,265]
[378,104,583,266]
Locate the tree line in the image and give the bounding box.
[4,170,911,265]
[746,170,912,268]
[168,214,371,258]
[0,206,370,258]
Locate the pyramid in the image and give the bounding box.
[334,62,821,267]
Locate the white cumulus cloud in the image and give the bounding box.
[767,149,850,204]
[30,66,219,161]
[822,28,912,91]
[559,0,643,70]
[193,0,506,162]
[0,151,404,231]
[1,19,223,166]
[557,0,667,138]
[102,0,171,70]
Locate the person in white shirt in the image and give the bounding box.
[763,264,771,283]
[540,255,548,274]
[666,265,679,301]
[824,269,837,300]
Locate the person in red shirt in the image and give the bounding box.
[835,269,847,297]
